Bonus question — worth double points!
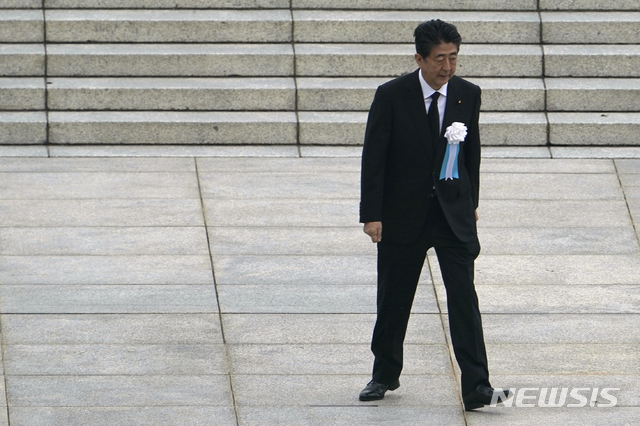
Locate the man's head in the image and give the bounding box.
[413,19,462,90]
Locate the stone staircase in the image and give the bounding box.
[1,0,639,146]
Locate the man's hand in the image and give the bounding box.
[364,221,383,243]
[475,210,479,222]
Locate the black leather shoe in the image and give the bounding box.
[359,379,400,401]
[463,384,513,411]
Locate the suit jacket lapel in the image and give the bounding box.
[403,69,434,162]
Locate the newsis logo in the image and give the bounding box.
[490,387,620,408]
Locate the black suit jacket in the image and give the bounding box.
[360,70,481,244]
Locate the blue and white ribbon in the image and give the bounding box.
[440,143,460,180]
[440,122,467,181]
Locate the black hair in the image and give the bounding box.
[414,19,462,58]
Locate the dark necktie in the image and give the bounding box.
[427,92,440,155]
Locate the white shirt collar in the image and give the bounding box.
[418,70,448,99]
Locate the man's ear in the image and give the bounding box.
[414,53,424,67]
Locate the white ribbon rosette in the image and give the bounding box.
[440,122,467,180]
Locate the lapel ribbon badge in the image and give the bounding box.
[440,122,467,180]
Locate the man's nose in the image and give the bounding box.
[442,59,451,70]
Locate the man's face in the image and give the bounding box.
[415,42,458,90]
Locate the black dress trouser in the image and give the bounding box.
[370,196,490,397]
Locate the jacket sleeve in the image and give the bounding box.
[360,86,392,223]
[464,87,482,210]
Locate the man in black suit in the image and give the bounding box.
[358,19,511,411]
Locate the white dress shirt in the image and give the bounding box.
[418,70,448,135]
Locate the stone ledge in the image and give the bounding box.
[295,44,542,77]
[544,45,640,77]
[48,111,298,144]
[292,0,537,10]
[0,10,44,42]
[46,44,294,77]
[7,111,640,146]
[297,77,545,111]
[0,146,48,156]
[295,43,416,77]
[458,44,543,77]
[8,145,640,159]
[539,0,638,10]
[298,111,367,145]
[46,77,296,111]
[296,111,549,146]
[480,112,548,145]
[0,111,47,144]
[467,78,545,111]
[45,9,292,43]
[549,112,640,145]
[552,147,640,158]
[0,44,45,76]
[44,0,287,7]
[542,12,640,44]
[296,77,387,111]
[47,145,300,157]
[0,0,41,7]
[481,146,551,158]
[0,78,45,110]
[546,78,640,112]
[292,11,540,44]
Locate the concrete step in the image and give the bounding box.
[48,111,298,144]
[298,111,367,145]
[295,44,543,77]
[546,79,640,112]
[296,77,386,111]
[0,0,41,7]
[296,77,545,112]
[481,112,548,145]
[43,0,288,8]
[46,44,294,77]
[8,111,639,146]
[45,10,292,43]
[540,0,637,10]
[291,0,537,10]
[42,0,539,9]
[36,0,640,10]
[45,111,540,146]
[292,11,540,44]
[0,10,43,42]
[297,111,548,146]
[27,76,640,115]
[46,78,296,111]
[545,45,640,77]
[42,10,561,44]
[5,0,634,9]
[468,78,546,112]
[0,44,45,76]
[0,112,47,144]
[23,76,549,113]
[542,12,640,44]
[549,113,640,145]
[0,78,45,110]
[37,43,492,78]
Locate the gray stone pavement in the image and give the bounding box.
[0,145,639,425]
